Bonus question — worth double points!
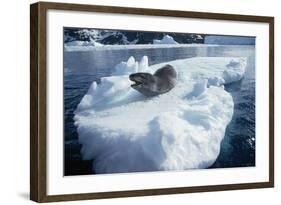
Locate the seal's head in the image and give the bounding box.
[129,64,177,97]
[129,72,158,97]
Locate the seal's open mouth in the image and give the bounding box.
[130,79,142,87]
[129,74,144,87]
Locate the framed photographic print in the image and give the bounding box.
[30,1,274,202]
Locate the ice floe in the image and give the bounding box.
[74,56,246,174]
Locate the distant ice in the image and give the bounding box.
[205,35,255,45]
[153,35,179,45]
[74,56,247,174]
[64,43,218,52]
[65,39,103,47]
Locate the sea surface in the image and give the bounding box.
[64,45,255,175]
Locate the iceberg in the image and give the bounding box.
[153,35,179,45]
[74,56,247,174]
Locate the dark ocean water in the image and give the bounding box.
[64,45,255,175]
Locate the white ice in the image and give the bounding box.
[74,56,246,174]
[113,56,149,75]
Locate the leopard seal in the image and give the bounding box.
[129,64,177,97]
